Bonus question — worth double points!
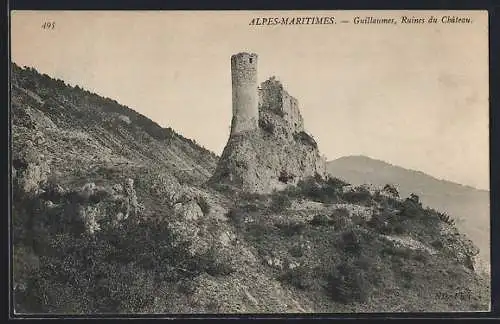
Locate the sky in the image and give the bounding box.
[11,10,489,190]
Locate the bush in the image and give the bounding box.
[326,260,372,303]
[241,203,259,212]
[259,119,275,134]
[367,211,393,234]
[310,214,331,226]
[382,246,414,259]
[437,211,455,225]
[326,177,349,190]
[383,184,400,198]
[431,239,445,249]
[297,177,322,199]
[339,229,363,254]
[342,187,372,205]
[270,193,292,212]
[297,176,340,204]
[293,131,318,149]
[238,191,264,202]
[245,223,277,247]
[400,199,425,219]
[276,222,306,236]
[329,208,351,230]
[278,170,294,184]
[332,208,350,218]
[195,248,235,277]
[279,266,316,290]
[367,210,413,235]
[409,193,421,204]
[227,208,246,229]
[289,244,305,258]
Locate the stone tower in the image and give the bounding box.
[230,52,259,135]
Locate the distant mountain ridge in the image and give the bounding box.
[327,155,490,271]
[329,155,487,192]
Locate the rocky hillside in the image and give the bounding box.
[327,155,490,275]
[11,64,490,314]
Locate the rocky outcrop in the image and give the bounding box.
[210,78,326,193]
[437,222,481,273]
[13,137,50,196]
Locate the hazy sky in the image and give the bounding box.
[11,10,489,190]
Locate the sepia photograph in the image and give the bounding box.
[10,10,490,314]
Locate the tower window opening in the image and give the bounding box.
[249,58,253,63]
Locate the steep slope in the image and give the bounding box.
[11,63,218,186]
[327,155,490,274]
[11,64,490,314]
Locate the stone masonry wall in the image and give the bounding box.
[231,53,259,135]
[258,77,304,133]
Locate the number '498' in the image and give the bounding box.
[41,21,55,30]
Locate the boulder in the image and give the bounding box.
[174,200,203,222]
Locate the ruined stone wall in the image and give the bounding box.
[281,92,304,132]
[231,53,259,135]
[258,77,304,133]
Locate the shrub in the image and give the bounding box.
[297,176,340,204]
[278,170,294,184]
[270,193,292,212]
[289,244,305,258]
[385,196,403,210]
[326,177,349,190]
[281,185,302,198]
[293,131,318,149]
[310,214,331,226]
[437,211,455,225]
[241,203,259,212]
[194,248,235,277]
[276,222,306,236]
[342,187,372,204]
[368,210,414,235]
[279,266,316,290]
[383,246,414,259]
[326,260,372,303]
[400,199,424,219]
[339,229,363,255]
[367,211,394,234]
[227,208,246,228]
[332,208,350,218]
[383,184,400,198]
[412,250,430,263]
[245,223,277,247]
[431,239,445,249]
[409,193,421,204]
[238,191,264,202]
[259,119,275,134]
[328,208,351,229]
[297,177,322,199]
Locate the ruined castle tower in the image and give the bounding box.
[209,52,326,193]
[230,52,259,135]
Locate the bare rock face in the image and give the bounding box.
[210,78,326,193]
[173,200,203,222]
[13,139,50,195]
[59,178,145,235]
[437,222,481,273]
